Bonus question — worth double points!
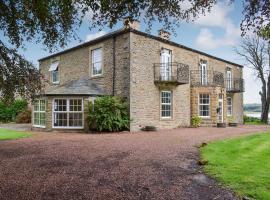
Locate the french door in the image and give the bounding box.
[200,61,207,85]
[160,49,172,81]
[217,94,223,123]
[226,70,232,90]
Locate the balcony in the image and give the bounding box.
[226,78,245,93]
[190,70,224,87]
[154,62,189,85]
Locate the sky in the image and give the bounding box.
[0,1,262,104]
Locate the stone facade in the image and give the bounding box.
[36,28,244,132]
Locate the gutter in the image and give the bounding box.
[112,36,116,96]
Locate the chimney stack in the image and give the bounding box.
[158,29,171,40]
[123,18,140,30]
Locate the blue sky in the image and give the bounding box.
[0,1,260,104]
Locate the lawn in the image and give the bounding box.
[201,132,270,200]
[0,128,31,140]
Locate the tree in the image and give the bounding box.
[0,0,269,103]
[236,36,270,123]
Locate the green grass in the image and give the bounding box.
[201,132,270,200]
[0,128,31,140]
[244,121,267,125]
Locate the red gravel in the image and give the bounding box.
[0,125,269,200]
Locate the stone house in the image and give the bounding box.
[33,22,244,132]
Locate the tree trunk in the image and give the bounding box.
[260,82,267,122]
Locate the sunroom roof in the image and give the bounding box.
[46,77,104,96]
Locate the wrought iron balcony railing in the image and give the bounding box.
[190,70,224,87]
[154,62,189,85]
[226,78,245,93]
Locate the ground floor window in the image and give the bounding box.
[161,91,172,118]
[53,98,83,128]
[227,97,233,116]
[199,94,210,117]
[33,99,46,127]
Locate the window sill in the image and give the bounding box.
[90,74,103,79]
[52,82,60,85]
[33,125,46,128]
[160,117,173,121]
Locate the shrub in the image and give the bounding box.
[88,96,130,132]
[243,115,263,124]
[0,99,28,122]
[191,115,202,128]
[15,109,31,123]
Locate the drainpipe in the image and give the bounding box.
[112,36,116,96]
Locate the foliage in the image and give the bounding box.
[88,96,130,132]
[15,109,31,123]
[0,100,28,122]
[0,128,31,140]
[236,36,270,123]
[191,115,202,128]
[1,0,269,102]
[0,41,42,104]
[243,115,267,125]
[201,132,270,199]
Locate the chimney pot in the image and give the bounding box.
[158,29,171,40]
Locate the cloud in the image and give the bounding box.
[85,31,106,42]
[194,3,241,50]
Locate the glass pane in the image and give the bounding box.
[54,113,68,127]
[54,99,67,111]
[92,48,102,62]
[69,113,83,127]
[93,62,102,75]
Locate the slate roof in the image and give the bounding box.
[45,77,104,96]
[39,28,244,68]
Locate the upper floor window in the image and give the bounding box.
[91,48,102,76]
[226,68,233,90]
[199,60,208,85]
[199,94,210,117]
[49,61,60,84]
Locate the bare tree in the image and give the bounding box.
[236,36,270,123]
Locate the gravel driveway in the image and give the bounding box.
[0,125,269,200]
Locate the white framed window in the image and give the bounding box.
[53,98,84,128]
[161,91,172,118]
[227,97,233,116]
[91,48,102,76]
[199,94,210,117]
[49,61,60,84]
[226,69,232,90]
[33,99,46,128]
[199,60,208,85]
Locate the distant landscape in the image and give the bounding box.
[244,104,262,113]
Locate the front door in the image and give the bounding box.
[160,49,171,81]
[217,94,223,123]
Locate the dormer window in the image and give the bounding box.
[91,48,102,76]
[49,61,60,84]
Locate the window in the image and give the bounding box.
[33,99,46,127]
[49,61,60,84]
[53,99,83,128]
[52,68,59,83]
[199,60,208,85]
[161,91,172,118]
[91,48,102,76]
[227,97,233,116]
[226,69,232,90]
[199,94,210,117]
[160,49,172,81]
